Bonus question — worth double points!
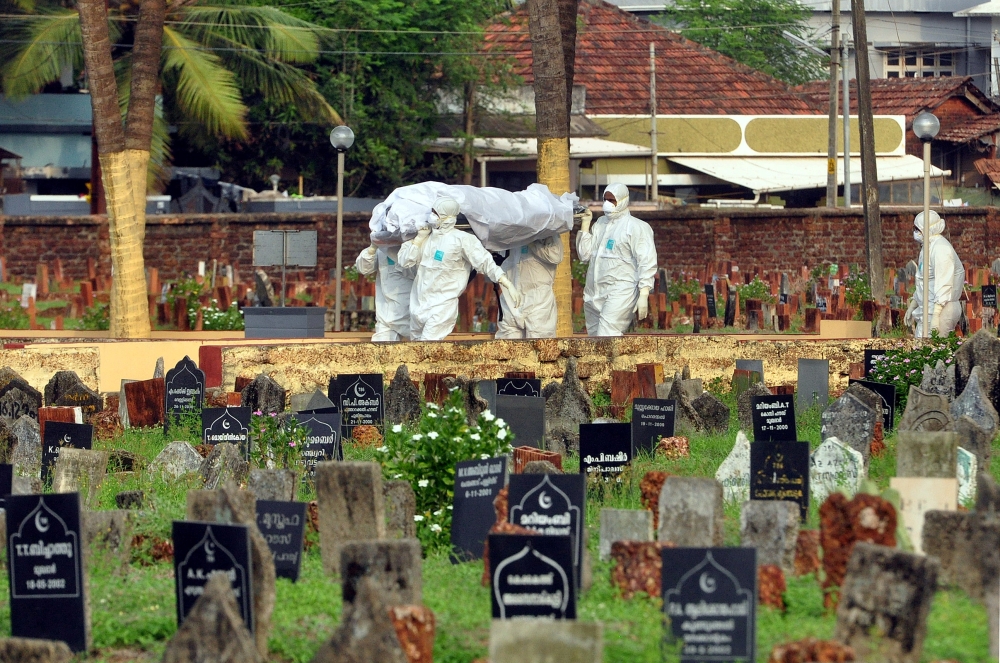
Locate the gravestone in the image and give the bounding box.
[384,365,421,425]
[0,371,41,423]
[740,500,799,575]
[579,423,631,482]
[750,441,810,520]
[982,284,998,309]
[52,448,108,507]
[443,375,489,424]
[544,358,594,455]
[920,360,955,400]
[834,543,939,663]
[172,521,253,632]
[241,374,286,415]
[451,456,507,562]
[848,379,896,431]
[247,469,297,502]
[490,619,602,663]
[255,500,306,581]
[750,394,796,442]
[630,398,676,457]
[161,574,261,663]
[898,387,953,432]
[478,379,498,414]
[496,378,541,397]
[329,374,384,438]
[118,379,135,428]
[954,330,1000,414]
[316,461,385,575]
[123,378,165,428]
[691,392,729,433]
[383,481,416,539]
[797,359,829,411]
[199,443,250,490]
[704,283,717,318]
[489,534,575,619]
[52,383,102,422]
[657,477,724,546]
[149,441,203,479]
[296,412,342,476]
[957,447,977,504]
[889,478,957,555]
[810,437,864,504]
[153,357,164,379]
[950,366,999,437]
[164,356,205,431]
[508,473,585,588]
[41,421,92,485]
[0,637,72,663]
[896,431,957,478]
[864,349,887,377]
[661,547,756,662]
[309,577,407,663]
[715,431,751,503]
[737,382,772,431]
[599,509,653,561]
[6,493,89,652]
[290,390,335,413]
[496,395,545,449]
[820,393,878,468]
[11,415,40,479]
[948,415,992,469]
[201,407,251,454]
[736,360,764,383]
[0,464,11,506]
[340,539,422,606]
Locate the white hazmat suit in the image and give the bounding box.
[397,197,523,341]
[496,236,564,339]
[904,210,965,337]
[576,183,657,336]
[355,244,415,342]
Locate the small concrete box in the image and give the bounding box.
[243,307,326,338]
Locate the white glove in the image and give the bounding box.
[362,244,377,260]
[578,208,593,234]
[932,302,945,331]
[636,287,650,319]
[413,226,431,247]
[904,297,918,328]
[498,275,523,309]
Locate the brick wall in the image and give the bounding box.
[1,206,998,282]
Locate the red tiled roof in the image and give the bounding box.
[791,76,998,119]
[936,113,1000,143]
[484,0,818,116]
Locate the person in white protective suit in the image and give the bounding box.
[904,210,965,337]
[576,183,657,336]
[355,242,416,342]
[496,235,564,339]
[397,196,523,341]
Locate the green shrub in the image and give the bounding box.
[843,267,872,308]
[868,332,962,410]
[737,276,775,311]
[80,302,110,331]
[199,303,245,331]
[666,277,702,303]
[0,301,29,329]
[571,259,588,287]
[250,412,308,470]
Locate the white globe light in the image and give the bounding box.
[330,125,355,151]
[912,111,940,141]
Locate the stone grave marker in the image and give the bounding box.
[329,374,384,439]
[508,473,585,588]
[202,407,251,455]
[544,358,594,455]
[579,423,631,482]
[490,619,603,663]
[383,480,416,539]
[797,359,829,411]
[161,574,260,663]
[820,393,878,468]
[496,378,541,397]
[848,379,896,431]
[599,508,653,561]
[736,360,764,384]
[118,379,135,428]
[123,378,166,428]
[750,394,796,442]
[172,520,253,632]
[920,360,955,400]
[692,392,729,433]
[704,283,717,318]
[241,374,286,415]
[661,547,756,662]
[295,412,342,476]
[715,431,751,503]
[52,383,102,422]
[957,447,977,504]
[657,477,724,546]
[954,330,1000,415]
[255,500,306,581]
[896,431,957,478]
[489,533,575,619]
[384,365,421,425]
[810,437,864,504]
[11,415,40,479]
[316,461,385,575]
[740,500,798,575]
[496,395,545,448]
[950,366,999,436]
[750,440,809,520]
[451,456,507,562]
[899,387,953,432]
[948,414,993,469]
[0,372,41,423]
[44,371,85,406]
[864,349,887,377]
[164,356,205,431]
[41,421,93,485]
[199,443,250,490]
[153,357,164,379]
[0,638,73,662]
[247,469,297,502]
[309,577,408,663]
[149,441,203,479]
[630,398,676,457]
[340,539,422,607]
[6,493,89,652]
[53,448,109,507]
[736,382,771,430]
[889,477,957,555]
[290,390,335,413]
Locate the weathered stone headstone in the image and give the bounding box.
[0,371,41,423]
[384,365,421,426]
[52,383,102,422]
[0,637,73,663]
[922,509,999,601]
[715,431,751,503]
[691,392,729,433]
[544,357,594,455]
[10,415,39,479]
[657,477,724,546]
[667,378,703,432]
[740,500,798,575]
[919,359,955,400]
[848,379,897,431]
[599,508,653,561]
[199,442,250,489]
[83,509,134,564]
[340,539,422,606]
[736,359,765,383]
[383,480,416,539]
[737,382,773,432]
[149,441,204,478]
[162,573,262,663]
[896,431,958,478]
[115,490,144,510]
[898,386,953,432]
[820,393,878,468]
[489,619,602,663]
[247,469,297,502]
[241,374,286,414]
[957,446,977,504]
[309,577,407,663]
[316,461,385,575]
[948,415,992,469]
[889,477,957,555]
[797,358,829,411]
[954,329,1000,414]
[810,437,864,504]
[950,365,999,438]
[291,390,335,413]
[118,379,135,428]
[153,357,165,379]
[44,371,83,405]
[834,543,938,663]
[523,459,561,473]
[52,448,109,507]
[164,356,205,430]
[979,472,1000,512]
[441,376,489,425]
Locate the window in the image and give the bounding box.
[883,49,954,78]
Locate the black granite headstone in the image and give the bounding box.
[164,356,205,432]
[579,423,631,482]
[631,398,676,457]
[662,547,757,663]
[848,379,897,431]
[705,284,717,318]
[172,520,253,631]
[329,374,384,438]
[508,473,585,588]
[0,463,11,504]
[749,395,796,442]
[496,378,541,398]
[255,500,306,582]
[296,412,343,475]
[982,285,997,309]
[724,287,737,327]
[201,407,251,454]
[41,422,93,485]
[489,534,575,619]
[6,493,88,652]
[495,395,545,448]
[750,440,810,520]
[796,359,829,411]
[863,349,887,378]
[450,456,507,562]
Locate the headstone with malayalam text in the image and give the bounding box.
[750,440,810,520]
[164,356,205,431]
[489,533,575,620]
[982,284,997,309]
[496,378,541,398]
[705,284,717,318]
[451,456,507,562]
[864,349,887,378]
[202,408,251,455]
[172,520,253,632]
[296,412,342,476]
[508,473,585,588]
[630,398,676,457]
[750,395,796,442]
[255,500,306,582]
[329,374,384,438]
[41,421,93,485]
[496,395,545,449]
[579,423,631,482]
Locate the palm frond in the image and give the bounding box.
[1,10,82,97]
[176,5,320,63]
[161,25,248,139]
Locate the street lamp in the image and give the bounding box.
[912,111,939,338]
[330,125,355,332]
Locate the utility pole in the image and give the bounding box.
[826,0,840,207]
[650,43,659,205]
[850,0,887,332]
[842,35,851,208]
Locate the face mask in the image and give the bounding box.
[913,230,922,242]
[438,215,457,232]
[602,200,616,215]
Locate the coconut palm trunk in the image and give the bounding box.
[78,0,164,338]
[527,0,578,337]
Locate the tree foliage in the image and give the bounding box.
[658,0,827,85]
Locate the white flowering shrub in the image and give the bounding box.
[376,388,513,549]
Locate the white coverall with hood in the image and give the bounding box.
[355,244,415,342]
[496,236,564,339]
[904,210,965,337]
[576,183,658,336]
[397,197,522,341]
